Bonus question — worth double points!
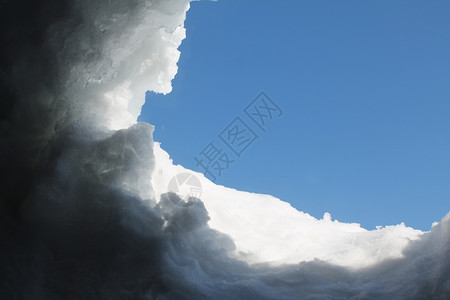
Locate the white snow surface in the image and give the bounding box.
[1,0,449,298]
[153,143,423,269]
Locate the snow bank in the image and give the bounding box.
[0,0,448,299]
[153,143,424,269]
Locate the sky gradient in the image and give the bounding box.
[139,0,450,230]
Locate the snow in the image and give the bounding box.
[0,0,449,298]
[153,143,424,268]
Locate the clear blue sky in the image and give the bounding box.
[139,0,450,230]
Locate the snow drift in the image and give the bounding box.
[0,0,449,299]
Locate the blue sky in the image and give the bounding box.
[139,0,450,230]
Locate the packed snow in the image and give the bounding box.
[0,0,448,299]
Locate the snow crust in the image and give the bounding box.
[0,0,449,299]
[153,143,424,269]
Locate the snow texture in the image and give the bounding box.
[0,0,449,299]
